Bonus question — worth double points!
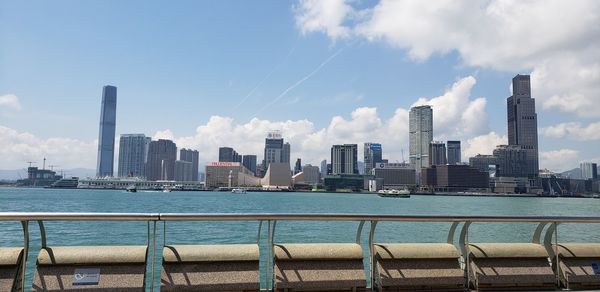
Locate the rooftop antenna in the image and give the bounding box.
[43,157,46,170]
[26,161,37,168]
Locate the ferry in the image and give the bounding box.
[46,177,79,189]
[126,185,137,193]
[378,188,411,198]
[231,188,247,194]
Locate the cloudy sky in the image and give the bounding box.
[1,0,599,172]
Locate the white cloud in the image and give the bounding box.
[462,131,507,161]
[294,0,354,39]
[295,0,600,117]
[0,125,96,170]
[0,94,22,111]
[541,122,600,141]
[540,149,579,172]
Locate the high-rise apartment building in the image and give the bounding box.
[294,158,302,174]
[409,105,433,171]
[282,142,291,164]
[320,160,328,176]
[117,134,150,178]
[331,144,358,175]
[364,142,383,174]
[180,148,199,181]
[242,155,257,174]
[219,147,240,162]
[581,162,598,180]
[96,85,117,177]
[429,141,447,166]
[146,139,177,181]
[174,160,193,181]
[507,75,539,178]
[447,141,461,165]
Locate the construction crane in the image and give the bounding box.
[48,165,59,171]
[27,161,37,168]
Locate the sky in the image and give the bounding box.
[1,0,599,173]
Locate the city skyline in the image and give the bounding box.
[1,1,599,172]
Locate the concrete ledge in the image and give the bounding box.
[274,243,363,261]
[37,245,147,265]
[375,243,460,260]
[163,244,259,263]
[469,243,549,258]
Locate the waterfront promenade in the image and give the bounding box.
[1,188,600,290]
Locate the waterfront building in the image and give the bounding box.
[323,174,365,192]
[373,163,416,187]
[331,144,358,175]
[409,105,433,172]
[320,160,328,176]
[219,147,241,162]
[261,163,292,188]
[447,141,461,165]
[263,131,284,169]
[429,141,447,166]
[96,85,117,177]
[469,145,528,178]
[507,74,539,179]
[16,166,62,187]
[179,148,199,181]
[421,165,489,192]
[581,162,598,180]
[117,134,150,178]
[282,142,291,164]
[77,177,203,190]
[146,139,177,181]
[242,155,258,175]
[302,164,320,184]
[174,160,193,181]
[364,142,383,174]
[204,162,260,188]
[294,158,302,174]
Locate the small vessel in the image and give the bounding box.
[126,185,137,193]
[46,177,79,189]
[163,187,172,193]
[231,188,247,194]
[378,188,411,198]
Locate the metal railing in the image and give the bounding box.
[1,212,600,291]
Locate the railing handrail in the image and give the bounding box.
[1,212,600,223]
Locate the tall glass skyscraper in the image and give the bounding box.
[146,139,177,181]
[446,141,461,165]
[96,85,117,177]
[180,148,199,181]
[409,105,433,172]
[117,134,150,178]
[363,142,382,174]
[507,75,539,179]
[331,144,358,175]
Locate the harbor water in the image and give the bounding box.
[1,187,600,289]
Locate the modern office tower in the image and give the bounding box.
[218,147,240,162]
[242,155,258,174]
[429,141,447,166]
[180,148,199,181]
[146,139,177,181]
[447,141,461,165]
[263,131,289,170]
[364,142,383,174]
[302,165,321,184]
[469,145,528,178]
[96,85,117,177]
[117,134,150,178]
[294,158,302,174]
[321,160,328,176]
[373,163,416,187]
[581,162,598,180]
[174,160,193,181]
[282,142,291,164]
[331,144,358,175]
[409,105,433,171]
[507,74,539,178]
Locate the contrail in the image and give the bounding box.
[231,41,298,112]
[253,47,345,117]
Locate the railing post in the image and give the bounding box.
[554,222,559,287]
[37,220,47,248]
[20,221,29,292]
[368,220,378,291]
[150,220,157,292]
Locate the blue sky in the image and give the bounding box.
[1,0,599,171]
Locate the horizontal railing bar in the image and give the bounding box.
[0,212,599,223]
[0,212,160,221]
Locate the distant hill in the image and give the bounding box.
[561,167,582,179]
[0,168,96,180]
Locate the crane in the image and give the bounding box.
[26,161,37,168]
[48,165,59,171]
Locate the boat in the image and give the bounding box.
[231,188,247,194]
[46,177,79,189]
[378,188,411,198]
[163,187,172,193]
[126,185,137,193]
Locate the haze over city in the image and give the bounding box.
[1,0,599,173]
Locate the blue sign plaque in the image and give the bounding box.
[72,268,100,285]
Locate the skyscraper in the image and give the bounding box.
[263,131,285,169]
[219,147,240,162]
[282,142,291,164]
[581,162,598,180]
[331,144,358,175]
[429,141,447,166]
[294,158,302,174]
[117,134,150,178]
[447,141,461,165]
[146,139,177,181]
[507,74,539,178]
[174,160,193,181]
[180,148,199,181]
[409,105,433,171]
[320,159,328,176]
[242,155,257,174]
[96,85,117,177]
[364,142,383,174]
